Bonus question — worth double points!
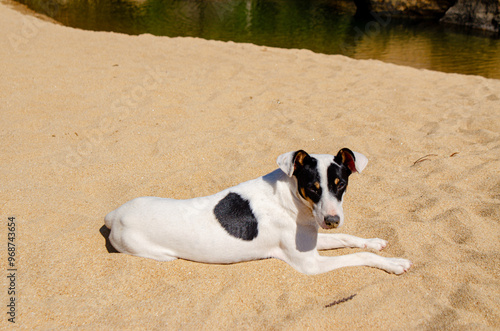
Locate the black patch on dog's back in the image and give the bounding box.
[213,192,258,241]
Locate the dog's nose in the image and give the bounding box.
[324,215,340,228]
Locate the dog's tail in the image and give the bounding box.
[104,210,116,229]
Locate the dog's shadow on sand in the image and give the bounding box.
[99,225,119,253]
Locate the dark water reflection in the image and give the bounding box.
[15,0,500,79]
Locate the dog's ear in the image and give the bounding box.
[335,148,368,173]
[277,150,310,177]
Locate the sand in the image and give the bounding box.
[1,1,499,329]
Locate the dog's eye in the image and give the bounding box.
[307,187,318,194]
[337,181,346,191]
[307,185,321,195]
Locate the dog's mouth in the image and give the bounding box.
[320,223,338,230]
[320,223,334,230]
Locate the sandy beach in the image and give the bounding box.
[1,1,499,329]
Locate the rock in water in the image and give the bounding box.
[440,0,500,34]
[354,0,456,18]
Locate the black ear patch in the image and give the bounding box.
[335,148,357,174]
[213,193,258,241]
[293,150,310,174]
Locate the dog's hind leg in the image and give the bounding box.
[317,233,387,251]
[109,229,178,262]
[132,251,178,262]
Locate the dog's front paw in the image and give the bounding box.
[364,238,387,251]
[384,258,412,275]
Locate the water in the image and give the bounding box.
[14,0,500,79]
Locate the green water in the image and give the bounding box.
[14,0,500,79]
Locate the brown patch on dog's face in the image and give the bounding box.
[300,187,316,205]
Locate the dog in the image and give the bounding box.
[105,148,412,275]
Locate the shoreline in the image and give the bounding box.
[4,0,500,80]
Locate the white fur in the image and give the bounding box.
[352,151,368,173]
[105,151,412,275]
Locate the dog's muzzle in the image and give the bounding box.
[324,215,340,229]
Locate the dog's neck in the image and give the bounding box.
[264,169,316,227]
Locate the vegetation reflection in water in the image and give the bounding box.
[15,0,500,79]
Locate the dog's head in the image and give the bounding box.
[277,148,367,229]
